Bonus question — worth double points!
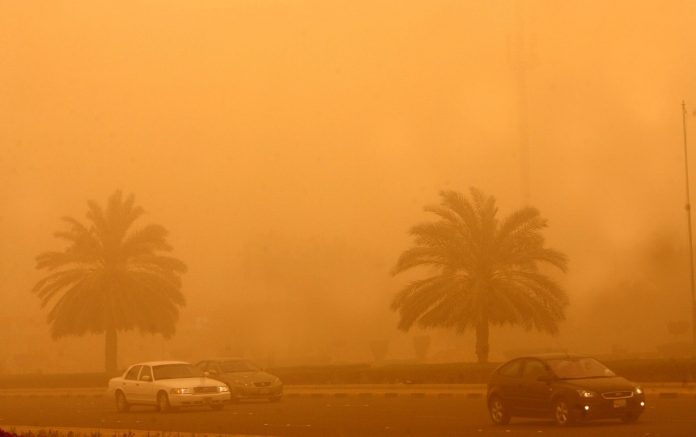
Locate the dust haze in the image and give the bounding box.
[1,0,696,373]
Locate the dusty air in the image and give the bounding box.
[1,1,695,436]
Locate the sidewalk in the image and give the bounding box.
[1,383,695,399]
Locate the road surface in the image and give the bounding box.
[1,394,696,436]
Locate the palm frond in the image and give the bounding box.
[391,247,448,276]
[105,191,145,243]
[35,251,97,271]
[121,224,172,258]
[32,268,92,305]
[129,254,187,274]
[86,200,108,239]
[47,272,105,338]
[392,274,472,330]
[391,188,569,341]
[423,204,462,226]
[33,191,187,339]
[438,190,479,235]
[496,207,541,244]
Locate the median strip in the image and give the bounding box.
[1,384,694,399]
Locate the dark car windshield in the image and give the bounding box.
[545,357,616,379]
[220,360,261,372]
[153,364,204,380]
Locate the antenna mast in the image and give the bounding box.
[681,100,696,354]
[511,0,531,203]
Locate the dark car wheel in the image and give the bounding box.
[553,398,576,426]
[115,391,130,413]
[488,395,511,425]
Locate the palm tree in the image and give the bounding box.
[32,191,187,373]
[391,188,568,363]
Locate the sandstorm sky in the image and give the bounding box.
[2,0,696,370]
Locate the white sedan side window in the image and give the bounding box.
[139,365,153,381]
[125,365,141,380]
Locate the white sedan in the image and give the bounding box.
[108,361,231,412]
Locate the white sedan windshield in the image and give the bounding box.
[153,364,204,380]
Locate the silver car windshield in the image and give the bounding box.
[545,357,616,379]
[153,364,204,380]
[220,360,261,372]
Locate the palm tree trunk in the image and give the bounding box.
[105,328,117,373]
[475,321,489,363]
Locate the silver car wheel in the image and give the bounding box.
[554,399,570,425]
[488,396,509,425]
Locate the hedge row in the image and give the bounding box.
[271,362,498,384]
[271,358,696,384]
[1,358,695,389]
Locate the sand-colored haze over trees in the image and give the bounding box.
[32,191,187,372]
[392,188,568,363]
[1,0,696,372]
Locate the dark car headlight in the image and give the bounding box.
[576,389,597,398]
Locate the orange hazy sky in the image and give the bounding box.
[2,0,696,367]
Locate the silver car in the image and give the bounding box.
[196,358,283,402]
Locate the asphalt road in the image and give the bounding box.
[1,395,696,437]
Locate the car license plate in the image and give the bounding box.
[613,399,627,408]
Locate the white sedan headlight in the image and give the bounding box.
[218,385,230,393]
[576,389,597,398]
[635,386,643,395]
[170,388,193,395]
[273,376,282,385]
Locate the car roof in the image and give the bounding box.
[199,357,250,362]
[492,353,591,373]
[515,353,589,361]
[129,360,190,367]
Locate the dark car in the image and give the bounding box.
[487,354,645,426]
[196,358,283,402]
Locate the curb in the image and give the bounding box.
[3,391,696,399]
[1,425,270,437]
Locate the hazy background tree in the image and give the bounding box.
[369,339,390,363]
[392,188,568,363]
[32,191,187,372]
[412,335,431,362]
